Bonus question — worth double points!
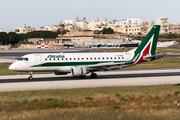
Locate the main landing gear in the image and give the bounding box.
[90,72,97,78]
[28,72,33,80]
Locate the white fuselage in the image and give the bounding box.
[9,52,134,73]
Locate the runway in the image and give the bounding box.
[1,69,180,92]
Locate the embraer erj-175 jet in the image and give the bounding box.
[9,25,163,80]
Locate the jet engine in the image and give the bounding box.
[54,71,68,75]
[71,67,87,77]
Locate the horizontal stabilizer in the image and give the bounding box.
[143,54,164,60]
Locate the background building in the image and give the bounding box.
[40,25,58,32]
[156,17,169,34]
[75,17,88,30]
[169,23,180,34]
[15,25,35,34]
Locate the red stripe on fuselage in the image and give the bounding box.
[137,42,151,64]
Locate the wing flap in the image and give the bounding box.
[87,62,126,68]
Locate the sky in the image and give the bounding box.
[0,0,180,31]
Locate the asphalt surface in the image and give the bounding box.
[0,70,180,84]
[1,69,180,91]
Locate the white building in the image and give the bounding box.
[88,21,101,29]
[156,17,169,34]
[75,17,88,30]
[40,25,58,32]
[88,20,108,31]
[62,20,75,26]
[15,25,35,34]
[123,18,151,27]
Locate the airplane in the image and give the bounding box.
[9,25,163,80]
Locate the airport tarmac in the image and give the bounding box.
[0,69,180,92]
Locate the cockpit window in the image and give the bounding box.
[24,58,28,61]
[18,57,28,61]
[18,58,24,61]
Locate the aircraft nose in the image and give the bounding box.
[9,63,16,70]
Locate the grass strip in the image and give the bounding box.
[1,85,180,119]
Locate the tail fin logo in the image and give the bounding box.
[136,35,154,64]
[130,25,160,64]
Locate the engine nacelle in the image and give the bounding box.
[54,71,68,75]
[71,67,87,77]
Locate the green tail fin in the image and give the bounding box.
[134,25,160,56]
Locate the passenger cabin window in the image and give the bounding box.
[70,58,72,60]
[94,58,96,60]
[118,57,120,59]
[54,58,55,60]
[66,58,68,60]
[82,58,84,60]
[45,58,47,60]
[74,58,76,60]
[98,57,100,59]
[114,57,116,59]
[122,57,124,59]
[86,58,88,60]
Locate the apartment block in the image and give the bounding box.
[40,25,58,32]
[15,25,35,34]
[169,23,180,34]
[156,17,169,34]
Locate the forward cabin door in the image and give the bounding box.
[35,54,42,65]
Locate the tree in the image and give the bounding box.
[102,27,114,34]
[19,31,58,40]
[57,24,66,35]
[165,34,177,39]
[57,28,66,35]
[0,32,8,45]
[8,32,20,45]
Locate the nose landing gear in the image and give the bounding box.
[28,72,33,80]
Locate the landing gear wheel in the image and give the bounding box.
[91,73,97,78]
[28,72,33,80]
[28,77,33,80]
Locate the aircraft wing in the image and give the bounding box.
[87,62,126,70]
